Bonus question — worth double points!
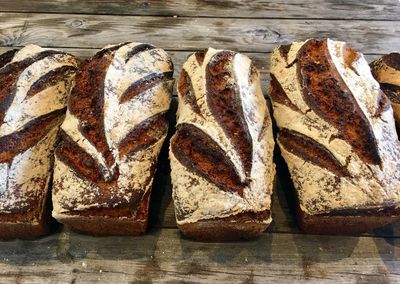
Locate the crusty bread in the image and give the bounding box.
[0,45,79,240]
[370,53,400,125]
[269,39,400,234]
[170,48,275,241]
[52,42,173,236]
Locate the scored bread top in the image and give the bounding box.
[52,42,173,215]
[170,48,275,225]
[270,38,400,215]
[0,45,79,215]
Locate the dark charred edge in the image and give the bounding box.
[26,65,77,98]
[195,50,206,66]
[374,90,391,117]
[124,43,156,63]
[317,204,400,217]
[68,50,115,169]
[278,128,351,178]
[382,53,400,70]
[206,50,253,176]
[0,49,18,69]
[0,50,64,126]
[0,108,66,164]
[56,130,119,188]
[171,123,246,197]
[178,69,202,116]
[269,73,301,112]
[297,39,382,166]
[119,71,174,104]
[278,44,291,63]
[118,113,168,157]
[380,83,400,103]
[92,42,130,60]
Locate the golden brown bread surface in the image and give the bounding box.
[52,42,173,236]
[270,39,400,234]
[0,45,79,240]
[170,48,276,241]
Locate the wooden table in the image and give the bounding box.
[0,1,400,283]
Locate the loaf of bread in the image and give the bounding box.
[0,45,79,239]
[52,42,173,236]
[170,48,275,241]
[370,53,400,124]
[270,38,400,234]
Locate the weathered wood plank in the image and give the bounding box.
[0,13,400,53]
[0,0,399,20]
[0,228,398,283]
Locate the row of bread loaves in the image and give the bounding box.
[0,39,399,241]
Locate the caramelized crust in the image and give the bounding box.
[206,50,253,176]
[178,69,202,116]
[0,108,65,163]
[269,73,301,112]
[279,129,350,178]
[118,113,168,157]
[171,123,246,197]
[297,39,381,165]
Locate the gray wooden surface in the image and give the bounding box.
[0,1,399,283]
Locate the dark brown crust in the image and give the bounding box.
[206,50,253,176]
[278,128,350,178]
[56,186,152,236]
[0,181,51,240]
[0,108,66,164]
[178,210,270,241]
[178,69,202,116]
[171,123,246,197]
[26,65,77,98]
[269,73,301,112]
[119,71,173,104]
[56,130,119,188]
[382,53,400,70]
[0,50,62,125]
[68,50,115,169]
[118,113,168,157]
[380,83,400,103]
[124,43,155,63]
[195,50,206,66]
[278,44,291,63]
[0,49,17,69]
[297,39,381,166]
[297,204,400,235]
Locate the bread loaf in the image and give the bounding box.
[370,53,400,124]
[0,45,79,239]
[170,48,275,241]
[52,42,173,236]
[270,39,400,234]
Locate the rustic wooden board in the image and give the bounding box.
[0,228,398,283]
[0,0,399,20]
[0,13,399,53]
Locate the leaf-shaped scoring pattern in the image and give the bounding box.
[171,123,245,197]
[297,39,381,165]
[56,43,172,206]
[206,50,253,176]
[278,128,351,178]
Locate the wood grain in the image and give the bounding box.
[0,13,399,53]
[0,227,398,283]
[0,0,399,20]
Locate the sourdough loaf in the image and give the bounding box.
[0,45,79,239]
[52,42,173,236]
[270,39,400,234]
[170,48,275,241]
[370,53,400,125]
